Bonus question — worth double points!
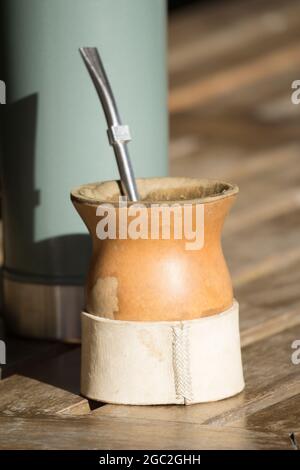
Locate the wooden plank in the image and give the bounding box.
[237,258,300,346]
[223,205,300,283]
[0,348,90,416]
[170,6,300,90]
[231,393,300,434]
[169,42,300,113]
[215,69,299,115]
[227,188,300,238]
[170,134,251,178]
[170,137,299,187]
[170,113,300,180]
[169,0,292,54]
[0,415,291,450]
[171,109,300,151]
[256,92,300,122]
[170,55,299,121]
[94,327,300,429]
[169,0,300,113]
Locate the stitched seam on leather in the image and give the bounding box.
[172,323,193,404]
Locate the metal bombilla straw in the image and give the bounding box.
[79,47,139,201]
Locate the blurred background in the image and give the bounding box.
[168,0,299,178]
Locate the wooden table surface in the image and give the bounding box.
[1,0,300,449]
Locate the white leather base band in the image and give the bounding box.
[81,300,244,405]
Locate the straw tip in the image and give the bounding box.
[79,47,97,53]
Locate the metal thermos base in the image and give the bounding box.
[3,278,84,342]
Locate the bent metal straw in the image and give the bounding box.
[79,47,139,202]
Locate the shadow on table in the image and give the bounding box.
[1,338,104,411]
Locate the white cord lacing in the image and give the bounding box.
[172,323,193,404]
